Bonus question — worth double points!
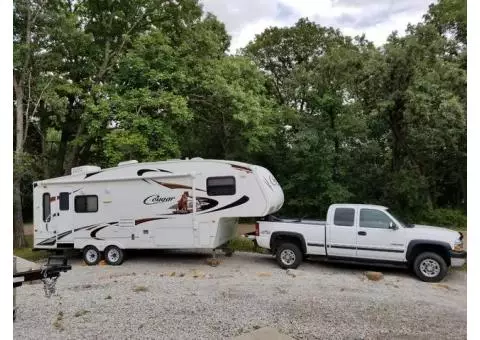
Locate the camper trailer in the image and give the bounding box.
[33,158,284,265]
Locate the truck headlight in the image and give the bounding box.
[453,239,464,252]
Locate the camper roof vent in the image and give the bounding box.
[191,157,204,161]
[71,165,101,175]
[118,160,138,166]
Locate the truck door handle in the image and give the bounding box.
[358,231,367,236]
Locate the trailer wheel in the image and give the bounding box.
[104,245,124,266]
[83,246,101,266]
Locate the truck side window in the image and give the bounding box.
[360,209,392,229]
[42,193,51,222]
[333,208,354,226]
[59,192,69,211]
[207,176,236,196]
[75,195,98,213]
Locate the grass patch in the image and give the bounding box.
[14,235,50,262]
[133,285,149,293]
[228,237,266,254]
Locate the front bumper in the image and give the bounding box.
[450,250,467,267]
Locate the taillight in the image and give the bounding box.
[255,223,259,236]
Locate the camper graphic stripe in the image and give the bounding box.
[151,179,206,192]
[200,195,250,214]
[135,217,167,225]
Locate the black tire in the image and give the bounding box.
[104,245,125,266]
[413,251,448,282]
[276,242,303,269]
[83,245,101,266]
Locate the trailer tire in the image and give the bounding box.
[83,246,101,266]
[276,243,303,269]
[104,245,124,266]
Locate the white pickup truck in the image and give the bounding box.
[249,204,466,282]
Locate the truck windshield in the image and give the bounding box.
[386,209,412,228]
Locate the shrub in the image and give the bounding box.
[418,208,466,230]
[227,237,265,253]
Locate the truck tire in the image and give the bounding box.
[83,245,101,266]
[276,243,303,269]
[413,251,448,282]
[104,245,125,266]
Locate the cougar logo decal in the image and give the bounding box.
[143,195,176,205]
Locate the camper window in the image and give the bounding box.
[75,195,98,213]
[206,176,236,196]
[59,192,69,211]
[42,193,51,222]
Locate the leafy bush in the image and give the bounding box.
[418,208,467,230]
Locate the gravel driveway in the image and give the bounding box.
[14,251,466,340]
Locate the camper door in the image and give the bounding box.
[38,190,73,243]
[38,191,55,239]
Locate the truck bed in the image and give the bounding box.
[261,215,326,225]
[255,218,327,255]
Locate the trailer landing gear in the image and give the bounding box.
[206,249,221,267]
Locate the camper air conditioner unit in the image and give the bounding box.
[71,165,101,175]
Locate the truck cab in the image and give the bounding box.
[253,204,466,282]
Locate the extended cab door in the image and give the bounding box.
[326,207,357,257]
[356,208,406,261]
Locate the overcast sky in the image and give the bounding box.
[201,0,436,53]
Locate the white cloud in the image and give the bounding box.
[201,0,435,53]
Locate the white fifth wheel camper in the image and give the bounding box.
[33,158,284,265]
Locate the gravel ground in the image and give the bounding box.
[14,251,466,340]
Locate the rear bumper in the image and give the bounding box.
[450,250,467,267]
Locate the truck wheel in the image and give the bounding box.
[413,252,448,282]
[83,246,101,266]
[276,243,303,269]
[104,245,124,266]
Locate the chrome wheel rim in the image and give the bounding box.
[85,249,98,263]
[280,249,296,266]
[107,248,120,263]
[419,258,441,277]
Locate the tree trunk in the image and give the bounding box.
[13,76,27,248]
[329,111,339,181]
[64,120,86,175]
[13,178,27,248]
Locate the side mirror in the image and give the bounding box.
[389,222,398,230]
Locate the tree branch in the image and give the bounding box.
[24,71,32,144]
[23,75,53,145]
[100,11,147,79]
